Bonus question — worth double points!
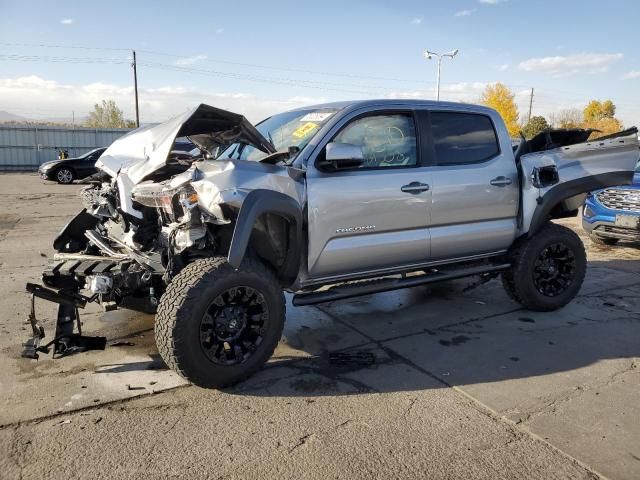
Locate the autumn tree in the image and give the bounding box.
[521,115,549,139]
[479,83,520,137]
[582,99,622,137]
[549,108,582,129]
[583,100,615,122]
[85,100,136,128]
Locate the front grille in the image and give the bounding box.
[596,189,640,212]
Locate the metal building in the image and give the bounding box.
[0,125,132,171]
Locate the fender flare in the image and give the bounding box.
[527,171,633,237]
[227,189,303,283]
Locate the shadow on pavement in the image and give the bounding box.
[226,258,640,398]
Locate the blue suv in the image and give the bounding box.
[583,160,640,245]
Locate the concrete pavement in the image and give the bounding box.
[0,173,638,479]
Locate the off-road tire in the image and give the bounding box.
[155,256,285,388]
[589,233,619,246]
[500,271,522,304]
[55,167,75,184]
[501,223,586,312]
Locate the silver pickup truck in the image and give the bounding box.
[22,100,639,388]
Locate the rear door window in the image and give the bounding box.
[430,112,499,165]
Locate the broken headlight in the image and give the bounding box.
[132,184,198,221]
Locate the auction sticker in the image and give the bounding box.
[292,122,319,138]
[300,112,333,122]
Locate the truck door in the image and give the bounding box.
[428,110,519,260]
[306,110,432,280]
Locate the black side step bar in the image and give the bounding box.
[292,263,511,307]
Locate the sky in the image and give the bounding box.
[0,0,639,126]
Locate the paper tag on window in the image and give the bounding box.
[300,112,332,123]
[292,122,319,138]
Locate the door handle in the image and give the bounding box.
[490,176,512,187]
[401,181,430,194]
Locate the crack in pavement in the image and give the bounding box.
[512,359,639,426]
[311,301,612,480]
[0,384,191,430]
[288,433,315,453]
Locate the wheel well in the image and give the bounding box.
[226,189,303,287]
[248,213,292,274]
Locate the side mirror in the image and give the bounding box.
[318,142,364,170]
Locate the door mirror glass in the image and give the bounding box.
[319,142,364,170]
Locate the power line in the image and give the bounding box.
[136,48,435,86]
[1,41,435,86]
[0,54,129,64]
[140,61,396,95]
[0,42,130,51]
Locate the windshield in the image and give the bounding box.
[221,108,339,162]
[81,148,103,158]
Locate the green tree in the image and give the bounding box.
[85,99,135,128]
[521,115,549,139]
[479,83,520,137]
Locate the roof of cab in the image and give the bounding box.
[287,98,496,116]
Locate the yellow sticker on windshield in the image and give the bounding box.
[292,122,319,139]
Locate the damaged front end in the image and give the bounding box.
[22,103,300,360]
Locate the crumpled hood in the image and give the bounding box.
[96,103,276,185]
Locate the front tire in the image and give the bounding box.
[502,223,586,311]
[55,167,75,184]
[590,233,619,246]
[155,256,285,388]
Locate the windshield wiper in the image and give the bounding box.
[259,146,300,165]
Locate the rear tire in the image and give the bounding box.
[502,223,586,311]
[590,233,619,246]
[155,256,285,388]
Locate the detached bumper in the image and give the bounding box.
[22,283,106,359]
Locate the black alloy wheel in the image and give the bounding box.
[532,242,576,297]
[200,286,269,365]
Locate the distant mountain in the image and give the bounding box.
[0,110,84,127]
[0,110,29,122]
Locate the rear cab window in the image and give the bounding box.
[430,112,500,165]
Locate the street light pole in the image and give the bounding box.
[424,49,459,101]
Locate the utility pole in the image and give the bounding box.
[72,110,75,152]
[528,87,534,122]
[132,50,140,127]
